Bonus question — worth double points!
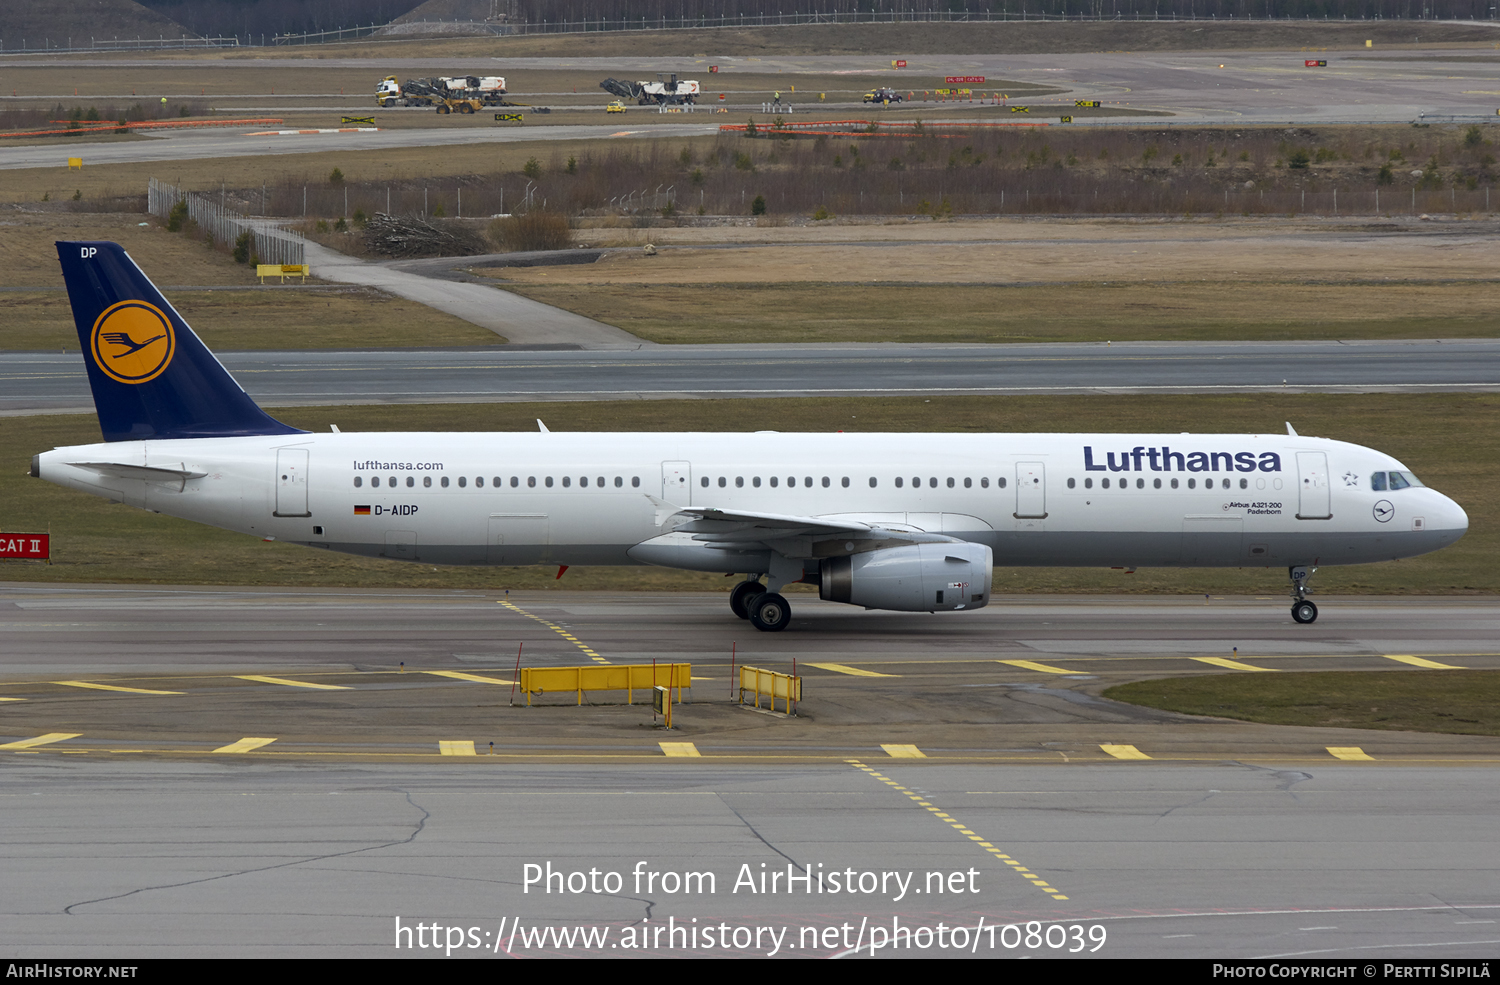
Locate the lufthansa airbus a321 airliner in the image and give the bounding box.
[32,242,1468,631]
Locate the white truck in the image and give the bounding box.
[600,73,700,106]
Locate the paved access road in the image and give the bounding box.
[5,339,1497,413]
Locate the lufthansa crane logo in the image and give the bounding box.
[90,301,176,384]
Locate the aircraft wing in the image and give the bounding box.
[669,505,958,557]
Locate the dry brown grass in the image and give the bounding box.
[0,211,499,349]
[222,20,1500,59]
[501,280,1500,345]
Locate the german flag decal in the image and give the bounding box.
[354,505,371,515]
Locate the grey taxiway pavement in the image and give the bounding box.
[7,339,1499,414]
[2,586,1499,957]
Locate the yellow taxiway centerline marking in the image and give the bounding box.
[660,742,701,757]
[212,737,277,754]
[1100,743,1152,760]
[997,659,1078,674]
[848,760,1068,901]
[881,744,927,758]
[1193,657,1277,672]
[234,675,351,691]
[439,740,476,756]
[0,732,82,750]
[54,680,183,694]
[426,671,515,685]
[1327,746,1376,761]
[806,663,899,678]
[499,601,611,664]
[1384,654,1465,670]
[0,697,25,702]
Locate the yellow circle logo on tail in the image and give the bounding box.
[90,301,176,384]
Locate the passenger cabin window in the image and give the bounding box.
[354,476,362,487]
[980,478,989,488]
[459,476,468,488]
[426,476,433,488]
[441,476,450,488]
[868,477,876,488]
[560,477,568,488]
[1067,478,1076,489]
[997,477,1007,489]
[895,477,903,488]
[407,476,415,488]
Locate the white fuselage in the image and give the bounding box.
[36,430,1468,576]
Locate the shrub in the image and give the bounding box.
[166,199,187,231]
[233,231,252,264]
[335,217,348,232]
[1287,148,1311,169]
[489,211,571,252]
[812,205,831,221]
[1377,162,1394,186]
[566,156,577,175]
[751,194,766,216]
[1465,125,1484,148]
[522,157,542,179]
[329,167,345,185]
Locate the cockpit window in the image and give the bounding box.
[1371,472,1387,491]
[1388,470,1422,489]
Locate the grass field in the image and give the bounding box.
[4,393,1493,592]
[1105,670,1500,737]
[220,20,1500,58]
[499,279,1500,345]
[0,211,500,349]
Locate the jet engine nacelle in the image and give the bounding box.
[820,542,992,612]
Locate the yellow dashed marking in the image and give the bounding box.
[55,680,183,695]
[500,601,610,664]
[1193,657,1277,672]
[659,742,701,758]
[439,740,476,756]
[1384,654,1465,670]
[847,760,1068,901]
[234,675,350,691]
[1327,746,1375,761]
[0,732,82,750]
[997,659,1077,674]
[0,697,25,702]
[426,671,514,685]
[807,663,898,677]
[881,744,926,758]
[213,737,277,754]
[1100,743,1152,760]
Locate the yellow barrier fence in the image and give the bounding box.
[519,663,690,706]
[257,263,309,283]
[739,665,801,714]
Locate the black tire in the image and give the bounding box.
[1291,600,1318,624]
[748,593,791,632]
[437,105,450,115]
[729,580,763,620]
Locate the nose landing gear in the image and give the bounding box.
[1289,565,1318,624]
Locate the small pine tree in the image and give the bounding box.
[566,156,577,175]
[751,194,766,216]
[523,158,542,179]
[329,167,345,185]
[233,231,252,264]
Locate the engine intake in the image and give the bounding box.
[820,542,992,612]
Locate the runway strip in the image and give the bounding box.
[6,339,1497,413]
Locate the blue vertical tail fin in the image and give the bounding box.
[57,240,306,443]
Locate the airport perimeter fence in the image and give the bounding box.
[147,179,306,268]
[0,37,239,53]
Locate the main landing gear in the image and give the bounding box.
[1289,565,1318,624]
[729,577,791,632]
